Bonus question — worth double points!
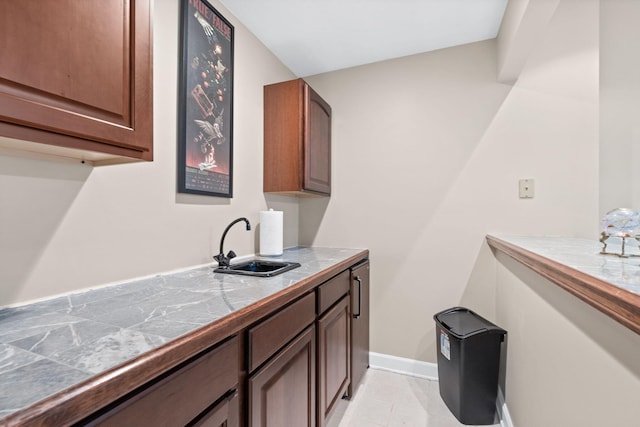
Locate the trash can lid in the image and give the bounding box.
[434,307,506,338]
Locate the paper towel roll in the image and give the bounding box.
[260,209,283,256]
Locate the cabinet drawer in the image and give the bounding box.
[191,391,238,427]
[85,336,238,426]
[248,292,316,372]
[317,270,350,314]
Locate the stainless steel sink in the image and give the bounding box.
[214,259,301,277]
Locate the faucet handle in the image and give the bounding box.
[227,250,237,260]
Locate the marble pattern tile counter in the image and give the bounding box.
[486,234,640,334]
[0,246,367,426]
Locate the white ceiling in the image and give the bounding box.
[218,0,509,77]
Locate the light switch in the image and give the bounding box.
[519,179,535,198]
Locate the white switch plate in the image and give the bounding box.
[519,179,535,198]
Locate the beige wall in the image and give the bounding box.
[301,0,598,364]
[494,1,640,425]
[496,253,640,426]
[0,0,298,305]
[600,0,640,215]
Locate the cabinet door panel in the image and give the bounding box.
[0,0,152,159]
[0,1,127,118]
[317,270,350,314]
[249,326,316,427]
[318,296,350,426]
[304,85,331,194]
[349,261,370,396]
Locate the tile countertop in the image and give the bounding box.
[486,234,640,334]
[0,246,367,424]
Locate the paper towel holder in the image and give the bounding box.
[260,209,284,256]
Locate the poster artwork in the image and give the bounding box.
[179,0,234,197]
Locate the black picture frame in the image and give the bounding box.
[178,0,234,197]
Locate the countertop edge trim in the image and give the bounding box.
[4,249,369,427]
[486,235,640,335]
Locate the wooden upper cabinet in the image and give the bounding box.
[0,0,153,164]
[264,79,331,196]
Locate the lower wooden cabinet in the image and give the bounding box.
[75,260,369,427]
[191,392,239,427]
[349,261,370,397]
[81,336,238,426]
[248,325,317,427]
[317,295,350,427]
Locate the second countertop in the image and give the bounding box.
[486,234,640,334]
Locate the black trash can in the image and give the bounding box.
[434,307,507,425]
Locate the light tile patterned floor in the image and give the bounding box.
[334,368,500,427]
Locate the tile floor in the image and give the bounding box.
[333,368,501,427]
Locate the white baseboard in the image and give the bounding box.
[369,352,514,427]
[369,351,439,380]
[498,389,514,427]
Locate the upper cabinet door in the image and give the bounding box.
[0,0,153,163]
[304,85,331,195]
[264,78,331,196]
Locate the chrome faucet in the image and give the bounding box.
[214,217,251,268]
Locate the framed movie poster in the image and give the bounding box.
[178,0,234,197]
